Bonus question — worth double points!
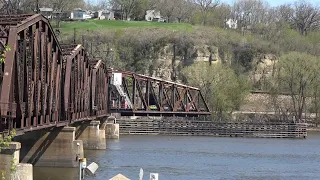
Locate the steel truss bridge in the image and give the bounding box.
[0,14,210,135]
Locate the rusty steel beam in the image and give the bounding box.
[108,70,210,116]
[0,14,64,133]
[62,44,91,122]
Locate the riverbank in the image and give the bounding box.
[117,118,307,139]
[307,128,320,132]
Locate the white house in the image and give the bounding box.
[39,7,53,19]
[226,19,238,29]
[71,8,92,20]
[94,10,115,20]
[145,10,162,22]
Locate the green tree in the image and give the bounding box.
[309,55,320,126]
[182,62,250,120]
[274,52,318,122]
[0,46,10,63]
[0,129,17,180]
[193,0,220,25]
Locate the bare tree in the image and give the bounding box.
[155,0,176,22]
[231,0,269,30]
[175,0,194,23]
[193,0,219,25]
[0,0,22,13]
[111,0,140,20]
[52,0,84,27]
[292,1,320,36]
[277,4,294,23]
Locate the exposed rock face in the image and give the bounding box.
[151,43,277,86]
[151,44,221,82]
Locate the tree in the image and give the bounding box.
[231,0,269,30]
[276,1,320,36]
[182,62,250,120]
[51,0,84,27]
[175,0,194,23]
[310,72,320,127]
[211,3,231,28]
[193,0,220,25]
[292,0,320,36]
[275,52,318,122]
[155,0,176,22]
[111,0,140,20]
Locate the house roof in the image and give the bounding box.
[109,174,130,180]
[39,8,53,12]
[74,8,86,12]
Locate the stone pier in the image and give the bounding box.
[77,121,106,150]
[105,116,119,139]
[16,127,84,167]
[0,142,33,180]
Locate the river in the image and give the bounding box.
[34,132,320,180]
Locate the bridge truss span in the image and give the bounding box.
[0,14,64,132]
[108,70,210,117]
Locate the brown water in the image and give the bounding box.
[34,132,320,180]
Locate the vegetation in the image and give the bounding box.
[270,52,320,123]
[0,47,17,180]
[57,20,193,32]
[182,62,250,120]
[0,129,17,180]
[0,46,11,63]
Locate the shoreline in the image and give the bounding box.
[307,128,320,132]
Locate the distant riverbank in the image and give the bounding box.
[307,128,320,132]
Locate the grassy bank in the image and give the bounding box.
[54,19,193,32]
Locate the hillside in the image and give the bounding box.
[56,20,193,32]
[55,19,320,122]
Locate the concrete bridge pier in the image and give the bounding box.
[0,142,33,180]
[105,116,119,139]
[16,127,84,168]
[77,121,106,150]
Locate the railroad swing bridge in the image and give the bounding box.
[0,13,210,179]
[0,14,210,134]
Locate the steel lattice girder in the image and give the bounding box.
[108,70,210,117]
[62,44,91,123]
[0,14,64,133]
[91,60,108,117]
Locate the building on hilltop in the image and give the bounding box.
[39,7,53,19]
[226,19,238,29]
[94,10,115,20]
[145,10,164,22]
[71,8,93,20]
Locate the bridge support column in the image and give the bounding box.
[105,116,119,139]
[0,142,33,180]
[77,121,106,150]
[16,127,84,167]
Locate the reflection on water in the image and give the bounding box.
[34,132,320,180]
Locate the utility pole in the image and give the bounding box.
[36,0,39,13]
[73,28,76,44]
